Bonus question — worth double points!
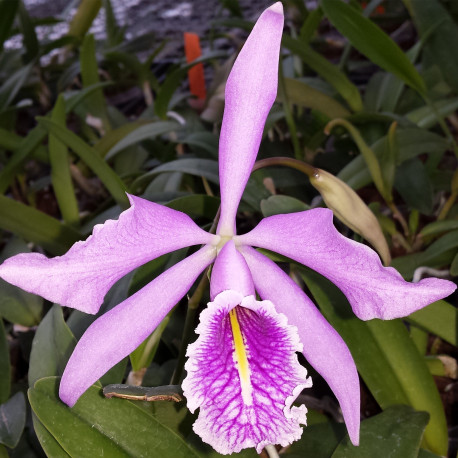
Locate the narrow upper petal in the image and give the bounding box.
[240,246,360,446]
[217,3,284,236]
[182,289,311,454]
[238,210,456,320]
[0,194,217,314]
[210,240,254,299]
[59,245,216,407]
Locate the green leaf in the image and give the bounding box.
[0,392,26,448]
[332,405,429,458]
[37,118,129,208]
[166,194,220,220]
[0,0,19,51]
[0,195,81,255]
[0,125,47,194]
[28,305,77,387]
[0,321,10,404]
[283,36,362,112]
[394,158,433,214]
[32,412,71,458]
[301,269,448,455]
[409,300,457,347]
[260,195,309,217]
[321,0,426,95]
[105,121,180,160]
[419,219,458,237]
[408,0,458,94]
[282,77,351,118]
[80,34,110,132]
[50,95,80,226]
[0,239,43,326]
[17,0,39,62]
[0,62,34,113]
[406,98,458,129]
[68,0,102,41]
[29,377,203,458]
[133,158,219,192]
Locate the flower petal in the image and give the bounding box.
[217,3,284,235]
[240,245,360,446]
[237,210,456,320]
[183,290,311,454]
[59,245,216,407]
[210,240,254,299]
[0,194,217,314]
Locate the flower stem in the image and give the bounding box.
[264,445,280,458]
[253,156,317,177]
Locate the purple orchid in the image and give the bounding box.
[0,2,456,454]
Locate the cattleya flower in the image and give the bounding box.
[0,2,456,454]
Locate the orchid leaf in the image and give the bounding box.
[0,62,34,113]
[260,195,309,217]
[68,0,101,41]
[29,376,203,458]
[0,195,81,255]
[407,0,458,94]
[420,220,458,237]
[0,392,26,449]
[36,118,129,207]
[406,98,458,129]
[301,269,448,456]
[32,412,71,458]
[332,405,429,458]
[0,0,19,51]
[105,121,180,159]
[408,300,457,347]
[28,305,77,387]
[49,95,80,226]
[80,34,110,132]
[0,320,10,404]
[0,125,47,194]
[166,194,220,220]
[321,0,426,96]
[282,77,351,119]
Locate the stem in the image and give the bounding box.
[264,445,280,458]
[438,191,458,221]
[278,64,301,160]
[387,201,410,237]
[253,156,317,177]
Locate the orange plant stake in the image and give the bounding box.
[184,32,207,100]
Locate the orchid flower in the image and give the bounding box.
[0,2,456,455]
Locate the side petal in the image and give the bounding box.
[240,246,360,446]
[0,194,217,314]
[182,290,311,454]
[217,3,284,236]
[237,210,456,320]
[210,240,254,299]
[59,245,216,407]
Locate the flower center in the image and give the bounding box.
[229,306,253,405]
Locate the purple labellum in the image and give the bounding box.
[183,290,311,454]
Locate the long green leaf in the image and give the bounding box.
[301,269,448,455]
[0,392,26,448]
[283,77,351,118]
[0,62,34,113]
[50,95,80,226]
[0,195,81,255]
[37,118,129,207]
[29,377,203,458]
[408,300,457,347]
[407,0,458,94]
[105,121,180,159]
[283,36,363,112]
[0,125,47,194]
[18,0,39,62]
[0,0,19,51]
[321,0,426,95]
